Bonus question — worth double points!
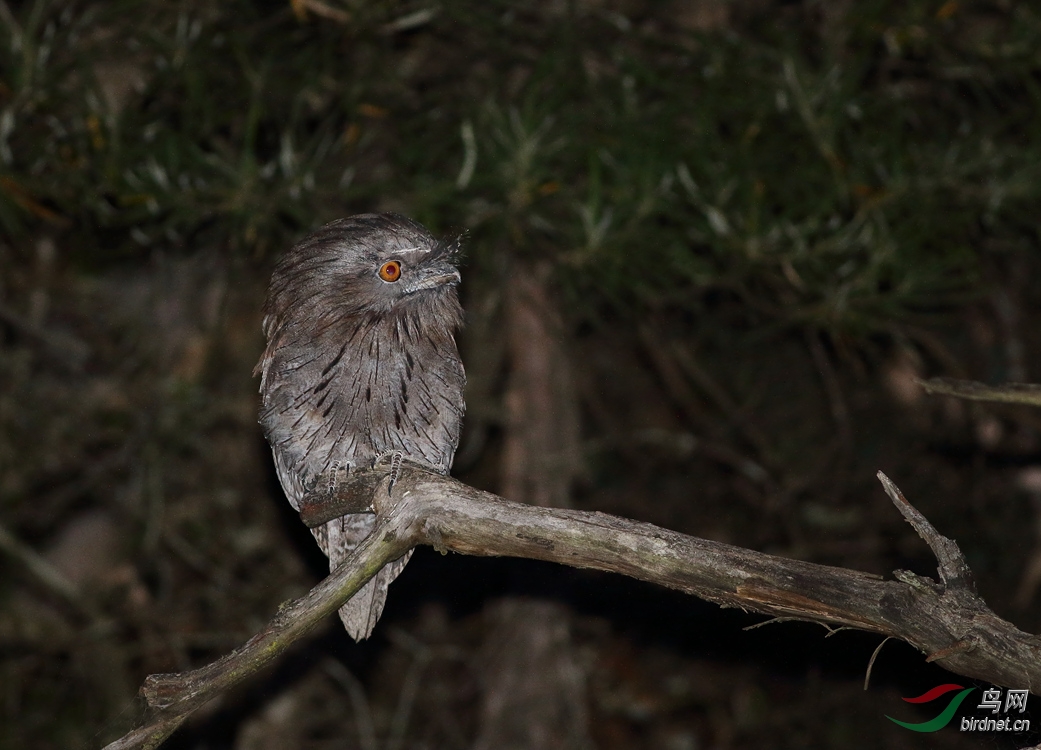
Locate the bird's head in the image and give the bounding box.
[262,213,463,338]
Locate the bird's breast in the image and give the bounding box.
[262,322,465,488]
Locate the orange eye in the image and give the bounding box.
[378,260,402,282]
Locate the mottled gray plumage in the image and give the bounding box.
[255,213,465,640]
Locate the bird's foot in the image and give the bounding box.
[374,451,405,492]
[313,460,362,506]
[300,460,375,522]
[322,460,352,496]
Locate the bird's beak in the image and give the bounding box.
[405,262,461,294]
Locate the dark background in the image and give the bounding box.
[2,0,1041,747]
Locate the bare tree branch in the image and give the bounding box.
[918,377,1041,407]
[105,467,1041,749]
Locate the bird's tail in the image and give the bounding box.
[313,514,413,641]
[336,552,413,640]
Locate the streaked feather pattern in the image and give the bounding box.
[256,213,465,640]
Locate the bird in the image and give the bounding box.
[255,213,465,640]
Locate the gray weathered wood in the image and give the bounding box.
[104,467,1041,750]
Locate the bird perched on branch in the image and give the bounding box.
[255,213,466,640]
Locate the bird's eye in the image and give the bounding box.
[378,260,402,282]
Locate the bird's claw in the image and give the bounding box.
[302,459,375,517]
[323,460,351,495]
[375,451,405,493]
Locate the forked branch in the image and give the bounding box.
[105,468,1041,749]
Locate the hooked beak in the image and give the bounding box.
[404,262,461,294]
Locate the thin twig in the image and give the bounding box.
[864,637,893,691]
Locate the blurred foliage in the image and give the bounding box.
[2,1,1041,748]
[2,0,1039,326]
